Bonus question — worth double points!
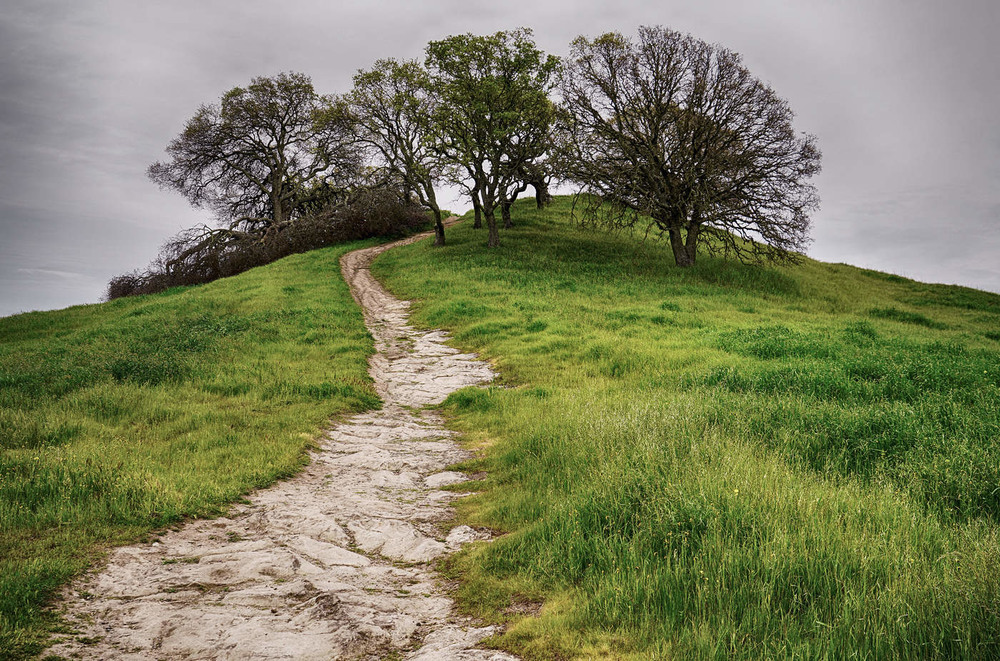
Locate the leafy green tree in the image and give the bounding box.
[350,59,448,245]
[558,26,821,266]
[425,29,559,247]
[148,72,360,236]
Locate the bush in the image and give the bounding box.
[103,271,147,300]
[105,186,429,300]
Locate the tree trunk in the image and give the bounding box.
[271,198,285,229]
[425,184,445,246]
[432,208,445,246]
[533,179,551,208]
[668,227,695,267]
[270,172,287,228]
[484,209,500,247]
[684,222,700,265]
[501,201,513,229]
[472,186,483,229]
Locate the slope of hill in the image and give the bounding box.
[5,198,999,660]
[0,242,379,659]
[373,197,1000,659]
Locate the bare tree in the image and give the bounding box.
[148,72,361,239]
[350,59,450,245]
[558,27,821,266]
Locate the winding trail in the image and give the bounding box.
[46,229,517,660]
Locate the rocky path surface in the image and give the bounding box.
[46,230,517,660]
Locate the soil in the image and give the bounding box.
[45,229,518,660]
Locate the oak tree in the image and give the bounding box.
[350,59,449,245]
[558,26,821,266]
[425,29,558,247]
[148,72,360,238]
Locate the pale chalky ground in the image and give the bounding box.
[45,229,518,660]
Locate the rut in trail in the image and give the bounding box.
[46,230,518,660]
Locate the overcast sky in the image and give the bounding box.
[2,0,998,317]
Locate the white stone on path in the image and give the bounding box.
[45,227,517,660]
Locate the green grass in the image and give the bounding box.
[373,197,1000,660]
[0,242,379,659]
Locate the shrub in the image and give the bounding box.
[105,186,429,300]
[103,271,147,301]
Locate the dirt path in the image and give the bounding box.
[46,230,518,660]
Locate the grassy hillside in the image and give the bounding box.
[373,197,1000,660]
[0,242,379,659]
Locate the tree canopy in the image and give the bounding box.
[126,72,426,299]
[557,26,821,266]
[140,27,824,279]
[425,29,559,247]
[148,72,360,235]
[350,59,448,245]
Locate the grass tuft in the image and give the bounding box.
[868,306,947,329]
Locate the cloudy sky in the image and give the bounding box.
[2,0,998,317]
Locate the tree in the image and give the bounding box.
[525,159,554,209]
[557,26,821,266]
[148,72,360,238]
[425,29,559,247]
[350,59,449,245]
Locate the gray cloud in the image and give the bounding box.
[2,0,999,317]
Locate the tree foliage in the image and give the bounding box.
[425,29,559,246]
[148,72,361,234]
[131,25,825,298]
[115,72,427,300]
[350,59,449,245]
[557,26,821,266]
